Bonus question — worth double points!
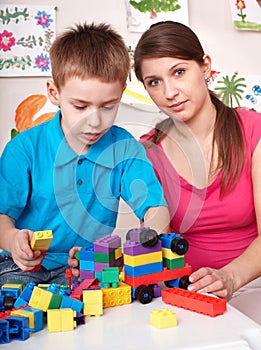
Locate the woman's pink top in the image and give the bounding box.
[141,108,261,271]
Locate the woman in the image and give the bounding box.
[134,21,261,303]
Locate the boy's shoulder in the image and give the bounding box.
[110,125,136,141]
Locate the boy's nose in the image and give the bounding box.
[86,109,101,128]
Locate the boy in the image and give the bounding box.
[0,23,169,286]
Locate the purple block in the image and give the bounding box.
[80,270,95,280]
[94,235,121,253]
[152,284,162,298]
[123,240,162,256]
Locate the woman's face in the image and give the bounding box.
[140,55,211,123]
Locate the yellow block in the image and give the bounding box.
[11,309,35,328]
[162,247,184,260]
[150,308,177,329]
[29,286,52,312]
[102,282,131,308]
[31,230,53,250]
[124,251,162,267]
[47,308,76,332]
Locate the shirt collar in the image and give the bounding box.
[49,110,116,168]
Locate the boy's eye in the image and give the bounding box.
[102,104,117,111]
[74,105,86,110]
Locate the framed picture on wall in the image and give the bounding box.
[0,4,56,77]
[230,0,261,31]
[125,0,188,33]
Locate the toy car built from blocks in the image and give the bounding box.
[123,227,192,304]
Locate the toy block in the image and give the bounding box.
[28,286,53,312]
[159,233,188,255]
[124,261,163,278]
[162,247,183,260]
[0,288,20,299]
[11,307,44,332]
[5,316,30,341]
[124,264,192,288]
[115,247,122,260]
[79,242,94,260]
[94,256,123,273]
[150,308,177,329]
[60,296,83,313]
[24,230,53,272]
[47,308,76,332]
[101,267,119,288]
[80,270,95,280]
[1,281,25,293]
[30,230,53,250]
[94,251,115,263]
[124,251,163,267]
[126,227,159,247]
[0,319,9,344]
[82,289,103,316]
[80,260,94,271]
[162,288,227,317]
[163,257,184,270]
[102,282,132,308]
[94,235,121,253]
[70,278,97,300]
[123,239,162,256]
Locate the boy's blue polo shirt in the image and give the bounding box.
[0,111,166,270]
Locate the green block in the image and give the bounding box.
[163,257,184,270]
[48,293,62,309]
[94,251,115,263]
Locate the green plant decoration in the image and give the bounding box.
[129,0,181,19]
[214,73,246,108]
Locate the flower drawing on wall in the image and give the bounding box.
[0,30,16,51]
[0,5,56,76]
[230,0,261,31]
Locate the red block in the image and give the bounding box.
[162,287,226,317]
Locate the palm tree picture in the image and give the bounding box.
[214,72,247,108]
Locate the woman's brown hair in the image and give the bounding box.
[134,21,245,196]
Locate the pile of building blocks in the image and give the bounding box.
[0,228,228,343]
[162,287,227,317]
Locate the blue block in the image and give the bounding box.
[160,233,182,249]
[60,296,83,313]
[6,316,30,341]
[124,261,163,277]
[22,307,44,332]
[0,320,9,344]
[80,244,94,260]
[19,282,36,302]
[80,260,94,271]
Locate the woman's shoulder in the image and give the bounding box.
[237,107,261,125]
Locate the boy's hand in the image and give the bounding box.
[10,229,42,271]
[68,246,81,277]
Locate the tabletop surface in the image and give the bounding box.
[2,296,261,350]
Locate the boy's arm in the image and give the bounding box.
[143,206,170,233]
[0,214,42,271]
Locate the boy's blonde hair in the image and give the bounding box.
[49,22,130,90]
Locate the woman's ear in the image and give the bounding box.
[202,54,212,78]
[46,80,60,106]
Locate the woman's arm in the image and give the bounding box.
[188,139,261,300]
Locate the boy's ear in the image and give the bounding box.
[47,80,60,106]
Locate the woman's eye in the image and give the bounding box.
[150,79,159,87]
[174,69,185,76]
[102,104,116,111]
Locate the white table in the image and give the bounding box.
[2,297,261,350]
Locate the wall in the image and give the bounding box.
[0,0,261,153]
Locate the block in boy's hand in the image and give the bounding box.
[24,230,53,272]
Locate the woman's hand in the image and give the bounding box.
[187,267,236,300]
[68,246,81,277]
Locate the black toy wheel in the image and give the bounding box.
[135,285,154,304]
[171,237,189,255]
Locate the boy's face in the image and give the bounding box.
[47,77,125,154]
